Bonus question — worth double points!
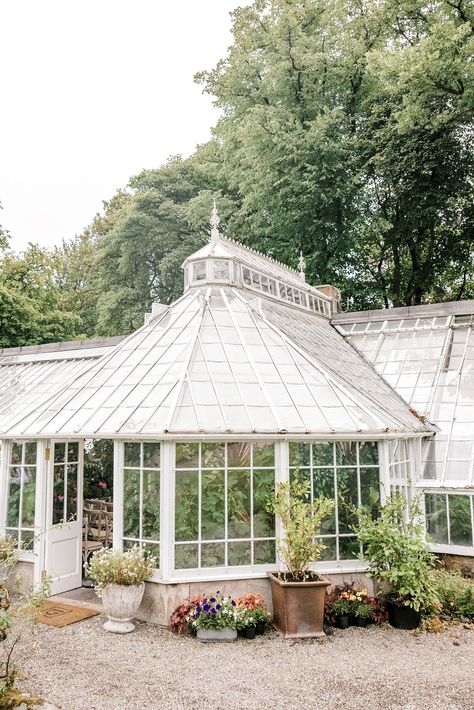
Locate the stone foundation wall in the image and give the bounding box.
[4,560,34,594]
[436,553,474,579]
[137,572,374,626]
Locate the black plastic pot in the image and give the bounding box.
[357,617,369,628]
[242,625,256,639]
[336,615,349,629]
[255,622,266,635]
[386,599,421,630]
[348,615,356,626]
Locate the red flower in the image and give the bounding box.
[98,482,107,489]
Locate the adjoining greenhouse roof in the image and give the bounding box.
[333,301,474,486]
[0,283,430,438]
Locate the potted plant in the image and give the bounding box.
[331,598,351,628]
[267,478,335,638]
[236,593,271,636]
[191,592,238,642]
[355,494,438,629]
[353,599,372,627]
[88,546,155,634]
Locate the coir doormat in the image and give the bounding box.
[37,600,100,628]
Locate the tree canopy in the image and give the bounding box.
[1,0,473,345]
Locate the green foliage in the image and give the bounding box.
[87,546,155,594]
[83,439,114,500]
[429,569,474,619]
[268,477,335,581]
[354,493,438,612]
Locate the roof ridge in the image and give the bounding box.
[221,235,302,277]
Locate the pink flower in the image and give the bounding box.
[98,482,107,489]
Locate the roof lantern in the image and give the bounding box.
[181,203,337,318]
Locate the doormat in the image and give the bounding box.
[37,600,100,628]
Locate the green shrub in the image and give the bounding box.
[354,493,438,612]
[430,570,474,619]
[268,477,335,581]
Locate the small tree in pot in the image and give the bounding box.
[267,478,335,638]
[354,494,438,629]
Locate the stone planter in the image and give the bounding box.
[268,571,330,638]
[101,583,145,634]
[196,628,237,643]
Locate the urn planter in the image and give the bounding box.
[196,628,237,643]
[267,571,331,638]
[101,583,145,634]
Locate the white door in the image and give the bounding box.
[45,441,83,595]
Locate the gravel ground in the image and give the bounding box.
[17,618,473,710]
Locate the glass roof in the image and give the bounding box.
[0,287,428,438]
[337,311,474,486]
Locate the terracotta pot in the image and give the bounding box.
[267,571,330,638]
[101,583,145,634]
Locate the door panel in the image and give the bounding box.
[45,441,83,594]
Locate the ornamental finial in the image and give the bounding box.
[210,198,220,242]
[298,251,306,281]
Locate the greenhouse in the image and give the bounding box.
[0,213,472,622]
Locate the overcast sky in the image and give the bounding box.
[0,0,248,252]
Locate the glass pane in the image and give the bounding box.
[289,442,310,467]
[193,261,206,281]
[7,475,20,527]
[313,469,336,534]
[213,260,229,280]
[25,443,37,465]
[142,542,160,566]
[175,470,199,541]
[228,541,251,566]
[227,442,250,468]
[253,539,275,565]
[67,442,79,462]
[227,469,251,538]
[336,441,357,466]
[143,443,160,469]
[337,468,358,534]
[359,442,379,466]
[52,465,65,525]
[425,494,448,544]
[253,469,275,538]
[201,443,225,468]
[66,465,78,521]
[360,467,380,518]
[313,442,333,466]
[54,443,66,464]
[175,543,198,569]
[123,469,140,538]
[201,470,225,540]
[253,442,275,467]
[175,443,199,469]
[124,442,141,467]
[448,495,473,546]
[201,542,225,567]
[21,530,35,550]
[142,470,160,541]
[339,536,360,560]
[122,539,136,551]
[318,537,337,561]
[11,442,22,465]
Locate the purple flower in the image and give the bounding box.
[203,604,210,612]
[210,608,216,614]
[196,605,201,612]
[231,600,236,606]
[210,597,216,603]
[216,604,221,610]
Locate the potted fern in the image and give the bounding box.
[267,478,335,638]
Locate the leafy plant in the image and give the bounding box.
[268,478,335,581]
[235,593,271,627]
[0,539,15,565]
[0,574,50,708]
[169,596,203,635]
[354,494,438,612]
[331,599,351,617]
[429,570,474,620]
[87,546,155,595]
[191,593,237,630]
